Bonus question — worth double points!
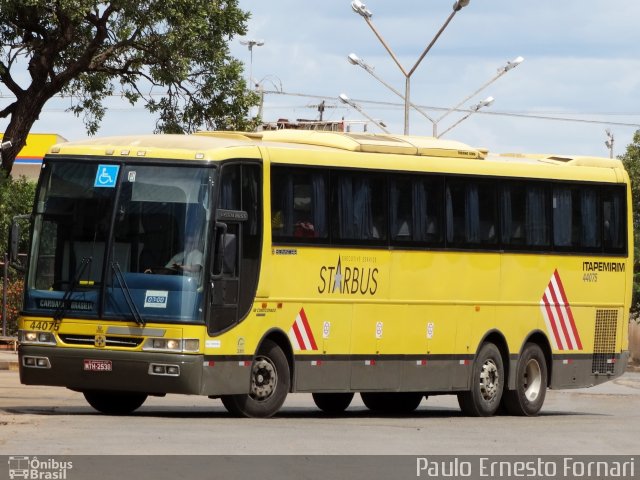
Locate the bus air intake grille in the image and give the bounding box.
[59,334,144,348]
[591,309,618,374]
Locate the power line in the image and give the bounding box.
[2,89,639,129]
[261,90,640,129]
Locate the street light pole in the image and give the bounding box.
[351,0,470,135]
[432,56,523,136]
[339,93,390,134]
[240,39,264,89]
[437,96,495,138]
[347,53,436,125]
[348,53,522,137]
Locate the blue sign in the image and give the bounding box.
[94,165,119,188]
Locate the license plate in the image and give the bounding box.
[83,359,112,372]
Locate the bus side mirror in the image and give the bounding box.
[8,214,30,271]
[211,222,238,280]
[9,222,19,263]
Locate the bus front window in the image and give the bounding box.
[25,161,214,324]
[103,165,213,323]
[25,162,118,316]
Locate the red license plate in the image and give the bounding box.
[83,359,112,372]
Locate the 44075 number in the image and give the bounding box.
[583,273,598,283]
[27,320,55,330]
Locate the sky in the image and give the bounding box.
[2,0,640,158]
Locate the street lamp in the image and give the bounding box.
[339,93,390,134]
[351,0,470,135]
[432,56,523,136]
[351,0,372,18]
[240,39,264,89]
[348,53,522,137]
[437,96,495,138]
[347,53,436,124]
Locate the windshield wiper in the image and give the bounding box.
[53,256,92,323]
[111,262,145,326]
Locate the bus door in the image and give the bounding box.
[208,163,262,335]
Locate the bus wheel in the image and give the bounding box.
[503,343,547,416]
[83,391,147,415]
[312,392,354,414]
[457,342,504,417]
[360,392,423,414]
[221,339,290,418]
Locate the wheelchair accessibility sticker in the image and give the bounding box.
[94,164,119,188]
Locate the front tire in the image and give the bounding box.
[312,392,354,414]
[458,342,504,417]
[503,343,547,416]
[83,390,147,415]
[221,339,290,418]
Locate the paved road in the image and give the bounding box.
[1,364,639,456]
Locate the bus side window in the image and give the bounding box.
[602,187,625,252]
[333,172,386,242]
[271,167,328,242]
[390,177,413,241]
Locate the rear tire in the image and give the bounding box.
[457,342,504,417]
[360,392,423,414]
[221,339,290,418]
[83,391,147,415]
[312,392,354,414]
[503,343,547,416]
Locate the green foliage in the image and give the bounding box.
[619,129,640,312]
[1,277,23,336]
[0,175,34,335]
[0,0,260,173]
[620,131,640,227]
[0,175,35,257]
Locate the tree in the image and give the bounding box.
[619,129,640,312]
[620,130,640,228]
[0,0,259,174]
[0,174,35,253]
[0,175,35,335]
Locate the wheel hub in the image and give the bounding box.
[523,358,542,401]
[479,359,500,401]
[250,356,277,401]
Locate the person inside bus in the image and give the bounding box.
[166,231,203,274]
[294,220,315,237]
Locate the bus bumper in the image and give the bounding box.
[19,346,204,395]
[550,351,630,389]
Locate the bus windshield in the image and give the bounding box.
[24,160,214,324]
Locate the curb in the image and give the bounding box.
[0,360,19,371]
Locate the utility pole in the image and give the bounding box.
[605,129,614,159]
[318,101,325,121]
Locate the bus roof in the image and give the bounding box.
[47,130,623,171]
[48,133,261,161]
[201,130,623,169]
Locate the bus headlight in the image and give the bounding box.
[142,338,200,353]
[19,330,56,345]
[183,339,200,352]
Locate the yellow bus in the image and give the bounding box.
[14,130,631,417]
